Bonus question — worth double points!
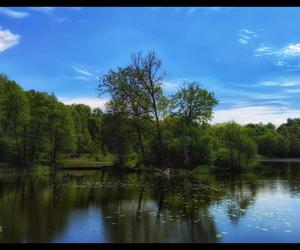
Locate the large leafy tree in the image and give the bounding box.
[26,90,55,163]
[0,75,30,165]
[48,101,76,166]
[70,104,94,156]
[99,66,150,165]
[169,81,218,167]
[130,51,168,166]
[214,122,257,171]
[102,99,134,168]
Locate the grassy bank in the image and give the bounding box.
[56,154,114,170]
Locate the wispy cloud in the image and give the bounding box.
[175,7,227,16]
[253,40,300,72]
[280,43,300,57]
[0,28,20,53]
[252,93,289,100]
[258,80,300,87]
[258,81,279,86]
[55,17,70,23]
[212,105,300,126]
[29,7,55,13]
[254,46,274,56]
[59,97,109,110]
[72,65,96,82]
[238,29,258,45]
[0,7,30,18]
[255,43,300,62]
[285,89,300,94]
[28,7,80,22]
[162,81,180,93]
[29,7,82,13]
[73,66,93,77]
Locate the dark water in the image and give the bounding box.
[1,162,300,243]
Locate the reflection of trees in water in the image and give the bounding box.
[258,162,300,197]
[0,170,255,242]
[0,176,69,242]
[1,165,300,242]
[224,175,257,223]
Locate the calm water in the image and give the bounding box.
[1,162,300,243]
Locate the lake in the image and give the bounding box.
[1,161,300,243]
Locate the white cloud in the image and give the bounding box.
[55,17,70,23]
[240,29,257,35]
[238,29,258,45]
[258,80,300,87]
[0,7,29,18]
[75,76,92,81]
[285,89,300,94]
[238,38,248,45]
[281,81,300,87]
[0,28,20,53]
[28,7,55,13]
[280,43,300,57]
[72,65,96,81]
[255,46,274,56]
[162,81,179,93]
[255,43,300,60]
[73,66,93,77]
[252,93,288,100]
[29,7,82,13]
[275,60,287,66]
[258,81,280,86]
[59,97,109,110]
[212,105,300,126]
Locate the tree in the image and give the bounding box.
[256,132,278,157]
[276,134,289,157]
[26,90,54,163]
[0,75,30,166]
[70,104,94,156]
[277,118,300,157]
[88,108,105,154]
[102,99,134,168]
[99,66,150,166]
[48,101,76,166]
[214,122,257,172]
[130,51,168,166]
[169,81,218,167]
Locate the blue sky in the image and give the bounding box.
[1,7,300,125]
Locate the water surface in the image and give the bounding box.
[0,162,300,243]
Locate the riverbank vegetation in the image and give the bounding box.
[1,51,300,172]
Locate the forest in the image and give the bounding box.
[1,51,300,172]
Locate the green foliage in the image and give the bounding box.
[192,165,214,175]
[214,122,257,171]
[170,81,218,126]
[6,51,300,174]
[168,81,218,168]
[256,132,278,156]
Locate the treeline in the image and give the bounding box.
[1,52,300,171]
[0,74,105,167]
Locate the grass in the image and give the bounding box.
[192,165,215,175]
[57,154,114,169]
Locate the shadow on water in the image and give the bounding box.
[0,161,300,242]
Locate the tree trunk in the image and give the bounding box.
[136,125,146,166]
[152,96,165,167]
[22,126,27,167]
[183,140,190,167]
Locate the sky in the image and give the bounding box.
[1,7,300,126]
